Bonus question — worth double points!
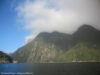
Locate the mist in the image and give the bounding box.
[16,0,100,43]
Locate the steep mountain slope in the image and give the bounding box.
[12,24,100,62]
[12,31,71,62]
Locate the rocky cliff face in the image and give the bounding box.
[12,24,100,63]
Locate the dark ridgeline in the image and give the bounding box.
[0,51,13,63]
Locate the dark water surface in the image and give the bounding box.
[0,62,100,75]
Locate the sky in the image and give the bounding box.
[0,0,31,53]
[0,0,100,53]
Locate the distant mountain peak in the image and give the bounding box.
[78,24,97,32]
[73,24,99,36]
[72,24,100,45]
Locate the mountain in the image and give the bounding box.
[12,24,100,62]
[72,24,100,46]
[12,31,71,62]
[0,51,13,63]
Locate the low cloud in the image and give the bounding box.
[16,0,100,43]
[25,32,38,44]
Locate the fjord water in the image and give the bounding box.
[0,63,33,75]
[0,62,100,75]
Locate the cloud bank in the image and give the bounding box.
[16,0,100,43]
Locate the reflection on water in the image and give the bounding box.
[0,62,100,75]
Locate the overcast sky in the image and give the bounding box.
[16,0,100,43]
